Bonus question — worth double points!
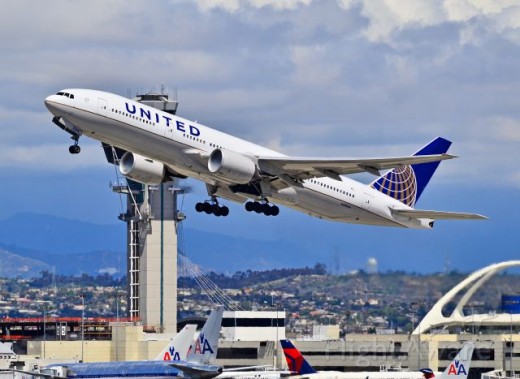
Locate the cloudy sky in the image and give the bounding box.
[0,0,519,273]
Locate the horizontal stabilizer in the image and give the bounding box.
[169,363,222,379]
[391,208,488,220]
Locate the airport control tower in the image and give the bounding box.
[104,91,181,333]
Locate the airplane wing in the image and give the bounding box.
[169,363,222,379]
[391,208,488,220]
[257,153,455,181]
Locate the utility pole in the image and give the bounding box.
[81,294,85,362]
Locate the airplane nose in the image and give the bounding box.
[44,95,60,115]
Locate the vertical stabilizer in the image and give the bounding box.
[186,306,224,364]
[155,324,198,361]
[437,342,475,379]
[371,137,452,207]
[280,339,317,375]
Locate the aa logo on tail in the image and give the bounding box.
[447,360,467,376]
[162,346,181,361]
[193,333,214,355]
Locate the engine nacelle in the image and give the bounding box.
[119,152,165,184]
[208,149,257,184]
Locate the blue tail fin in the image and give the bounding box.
[280,339,317,375]
[370,137,452,207]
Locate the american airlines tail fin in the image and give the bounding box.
[371,137,452,207]
[155,324,198,361]
[186,306,224,364]
[280,339,317,375]
[436,342,475,379]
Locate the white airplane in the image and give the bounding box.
[44,89,486,228]
[280,339,475,379]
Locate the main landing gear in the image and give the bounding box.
[245,201,279,216]
[195,198,229,217]
[68,135,81,154]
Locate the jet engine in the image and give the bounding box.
[119,152,166,184]
[208,149,257,184]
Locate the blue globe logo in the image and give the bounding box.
[371,165,417,207]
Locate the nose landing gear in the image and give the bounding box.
[68,135,81,154]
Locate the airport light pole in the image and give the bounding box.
[115,291,121,362]
[510,312,513,375]
[81,294,85,362]
[43,305,46,359]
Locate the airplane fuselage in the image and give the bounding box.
[43,360,222,379]
[44,89,434,229]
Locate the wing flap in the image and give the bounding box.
[391,208,488,220]
[258,154,455,180]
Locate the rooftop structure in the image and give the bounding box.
[413,261,520,335]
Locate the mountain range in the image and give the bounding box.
[0,213,320,278]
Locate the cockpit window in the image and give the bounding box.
[56,92,74,99]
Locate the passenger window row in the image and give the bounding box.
[309,179,355,198]
[109,107,223,149]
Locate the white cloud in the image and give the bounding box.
[359,0,444,43]
[336,0,520,45]
[193,0,240,12]
[193,0,312,12]
[248,0,312,10]
[289,45,342,87]
[492,117,520,142]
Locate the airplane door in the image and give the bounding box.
[98,98,108,116]
[164,126,174,139]
[362,192,372,209]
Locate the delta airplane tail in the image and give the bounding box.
[186,306,224,364]
[155,324,198,361]
[280,339,317,375]
[436,342,474,379]
[371,137,452,208]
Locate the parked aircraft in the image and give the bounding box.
[162,306,290,379]
[161,306,224,364]
[280,339,475,379]
[0,323,220,379]
[45,89,486,228]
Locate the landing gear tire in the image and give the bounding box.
[220,206,229,216]
[195,201,229,217]
[244,201,279,216]
[69,144,81,154]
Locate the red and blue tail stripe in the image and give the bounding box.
[280,339,317,375]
